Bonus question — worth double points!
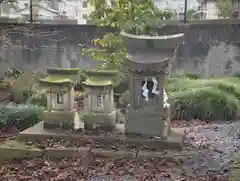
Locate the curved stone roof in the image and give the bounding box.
[125,53,170,72]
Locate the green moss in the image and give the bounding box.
[39,75,73,85]
[83,77,113,86]
[83,70,118,87]
[40,68,80,85]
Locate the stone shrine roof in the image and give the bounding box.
[128,52,170,64]
[83,77,113,87]
[125,53,170,72]
[82,70,118,88]
[39,75,73,85]
[39,68,80,86]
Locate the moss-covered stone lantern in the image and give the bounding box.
[82,70,118,131]
[39,68,80,129]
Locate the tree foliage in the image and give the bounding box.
[216,0,232,18]
[187,9,200,19]
[84,0,173,69]
[0,0,16,3]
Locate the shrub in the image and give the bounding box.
[184,73,201,79]
[169,77,240,120]
[29,93,47,107]
[232,72,240,78]
[170,86,240,120]
[0,103,44,130]
[11,88,31,103]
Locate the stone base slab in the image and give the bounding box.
[0,140,185,162]
[229,153,240,181]
[16,122,186,151]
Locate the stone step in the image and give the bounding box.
[0,139,186,163]
[16,122,186,151]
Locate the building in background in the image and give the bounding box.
[155,0,200,20]
[197,0,240,19]
[0,0,90,24]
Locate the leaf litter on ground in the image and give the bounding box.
[0,120,240,181]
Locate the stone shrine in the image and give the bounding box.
[82,70,118,131]
[39,68,80,129]
[121,31,184,137]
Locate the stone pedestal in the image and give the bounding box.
[43,110,76,129]
[125,111,167,137]
[83,111,117,130]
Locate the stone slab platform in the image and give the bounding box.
[229,152,240,181]
[16,122,186,151]
[0,140,185,163]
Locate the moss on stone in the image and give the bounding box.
[83,70,118,87]
[39,75,73,85]
[83,77,113,87]
[39,68,80,86]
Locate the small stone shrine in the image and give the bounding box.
[39,68,80,129]
[82,70,118,131]
[122,31,184,138]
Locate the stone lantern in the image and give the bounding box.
[39,68,80,129]
[121,30,184,138]
[82,70,118,131]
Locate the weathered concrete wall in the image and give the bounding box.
[0,23,116,76]
[177,20,240,77]
[1,20,240,77]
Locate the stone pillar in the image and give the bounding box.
[90,94,93,112]
[47,89,53,112]
[104,91,111,113]
[68,88,72,111]
[71,87,75,110]
[103,93,107,113]
[135,77,142,108]
[129,72,135,109]
[158,73,165,112]
[110,89,114,111]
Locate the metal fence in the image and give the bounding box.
[161,0,240,21]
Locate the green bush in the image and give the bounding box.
[232,72,240,78]
[0,103,44,130]
[184,73,201,79]
[170,86,240,120]
[169,77,240,120]
[11,86,47,107]
[11,88,31,103]
[29,93,47,107]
